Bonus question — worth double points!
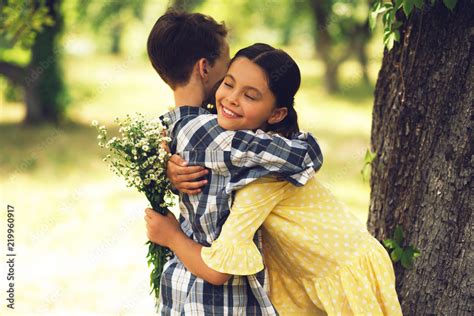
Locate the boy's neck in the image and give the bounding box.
[173,85,206,107]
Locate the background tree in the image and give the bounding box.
[368,0,472,314]
[308,0,372,92]
[0,0,67,124]
[183,0,373,93]
[170,0,204,12]
[76,0,146,55]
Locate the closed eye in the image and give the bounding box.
[224,82,233,88]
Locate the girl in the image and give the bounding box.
[145,44,402,315]
[152,42,323,314]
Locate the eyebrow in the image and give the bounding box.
[225,74,263,97]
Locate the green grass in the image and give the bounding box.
[0,48,380,314]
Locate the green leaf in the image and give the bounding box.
[393,30,400,42]
[369,12,378,30]
[394,225,404,245]
[384,31,396,51]
[406,245,421,257]
[364,149,377,165]
[413,247,421,258]
[382,9,395,25]
[370,1,392,30]
[394,0,404,9]
[443,0,457,10]
[403,0,414,16]
[392,21,403,30]
[391,247,403,262]
[413,0,424,9]
[383,2,394,10]
[400,250,413,268]
[361,163,371,182]
[383,239,399,250]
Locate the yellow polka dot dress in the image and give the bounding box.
[201,176,402,315]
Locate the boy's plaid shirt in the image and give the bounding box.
[158,106,323,315]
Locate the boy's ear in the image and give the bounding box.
[267,107,288,125]
[198,58,210,82]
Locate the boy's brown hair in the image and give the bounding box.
[147,9,227,89]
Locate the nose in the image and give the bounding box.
[224,91,239,107]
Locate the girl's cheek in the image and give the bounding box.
[215,84,226,101]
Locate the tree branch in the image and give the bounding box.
[0,61,26,86]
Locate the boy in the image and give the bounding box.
[146,9,323,315]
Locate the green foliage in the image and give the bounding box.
[369,0,459,50]
[76,0,146,30]
[74,0,146,54]
[3,81,22,101]
[0,0,54,49]
[361,148,376,182]
[443,0,458,10]
[383,225,421,268]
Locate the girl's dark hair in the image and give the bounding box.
[230,43,301,138]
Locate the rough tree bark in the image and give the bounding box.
[368,1,472,315]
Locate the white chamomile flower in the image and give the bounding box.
[91,120,99,127]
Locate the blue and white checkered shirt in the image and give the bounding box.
[158,106,323,315]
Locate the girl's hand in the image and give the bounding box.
[167,154,208,195]
[144,208,182,248]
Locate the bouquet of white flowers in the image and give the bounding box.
[93,113,174,309]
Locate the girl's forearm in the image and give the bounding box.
[169,231,231,285]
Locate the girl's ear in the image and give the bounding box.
[198,58,209,82]
[267,107,288,125]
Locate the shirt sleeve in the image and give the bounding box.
[180,128,323,193]
[226,129,323,192]
[200,177,286,275]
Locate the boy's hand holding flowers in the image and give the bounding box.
[93,114,175,310]
[144,208,182,248]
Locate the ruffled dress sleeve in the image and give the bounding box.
[201,177,287,275]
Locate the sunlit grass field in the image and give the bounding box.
[0,44,381,314]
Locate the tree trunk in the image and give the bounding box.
[110,22,123,55]
[353,22,371,85]
[368,1,473,315]
[309,0,340,93]
[24,0,66,124]
[308,0,371,93]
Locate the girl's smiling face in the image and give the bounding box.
[215,57,286,131]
